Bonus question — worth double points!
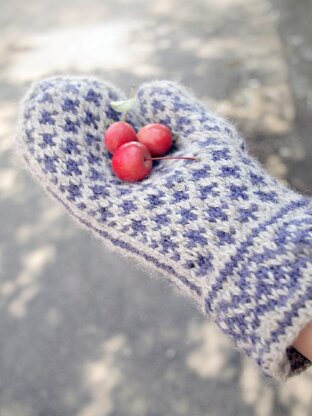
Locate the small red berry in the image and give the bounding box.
[137,123,172,156]
[112,142,153,182]
[104,121,137,154]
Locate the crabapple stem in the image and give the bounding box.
[145,156,198,161]
[122,87,135,121]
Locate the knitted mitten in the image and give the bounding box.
[16,76,312,382]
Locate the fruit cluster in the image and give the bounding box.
[104,121,196,182]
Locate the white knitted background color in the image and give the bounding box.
[16,76,312,382]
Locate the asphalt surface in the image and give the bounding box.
[1,0,312,415]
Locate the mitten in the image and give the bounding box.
[16,76,312,382]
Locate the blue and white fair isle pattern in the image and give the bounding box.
[17,76,312,382]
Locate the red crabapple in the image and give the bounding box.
[104,121,137,154]
[112,142,152,182]
[137,123,172,156]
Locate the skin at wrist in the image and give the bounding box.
[293,320,312,361]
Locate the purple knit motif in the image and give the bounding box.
[17,76,312,382]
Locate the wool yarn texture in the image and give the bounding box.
[16,76,312,382]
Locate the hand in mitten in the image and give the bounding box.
[16,76,312,382]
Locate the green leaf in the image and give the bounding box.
[110,97,136,113]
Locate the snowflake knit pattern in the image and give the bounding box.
[16,76,312,382]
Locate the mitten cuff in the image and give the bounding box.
[207,196,312,381]
[257,200,312,380]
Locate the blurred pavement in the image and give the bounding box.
[1,0,312,415]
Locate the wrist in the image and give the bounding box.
[293,320,312,361]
